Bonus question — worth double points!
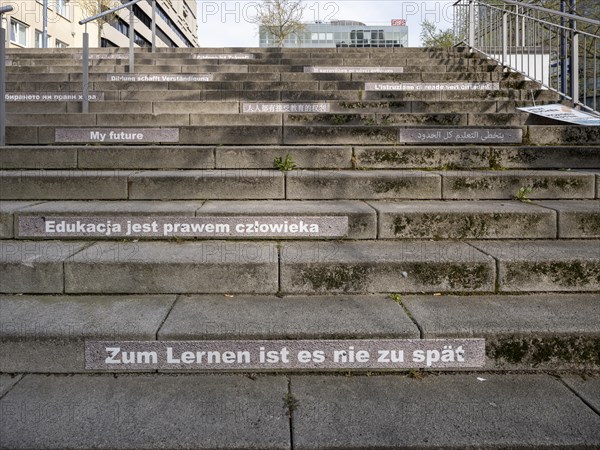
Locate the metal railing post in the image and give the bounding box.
[129,5,135,72]
[152,0,156,52]
[42,0,48,48]
[82,28,89,114]
[0,6,14,147]
[569,0,580,104]
[502,11,508,65]
[469,0,475,48]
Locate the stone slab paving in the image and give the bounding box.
[16,200,205,216]
[0,374,22,398]
[0,374,290,449]
[534,200,600,238]
[64,241,279,294]
[402,294,600,369]
[291,374,600,449]
[470,240,600,292]
[491,146,600,169]
[354,146,490,169]
[0,295,176,373]
[78,146,215,169]
[440,170,595,200]
[197,200,376,239]
[528,125,600,145]
[0,241,88,293]
[0,202,43,238]
[562,375,600,414]
[280,241,495,293]
[0,170,135,200]
[0,146,78,169]
[287,170,441,200]
[158,295,419,340]
[215,146,352,169]
[369,200,556,239]
[128,170,285,200]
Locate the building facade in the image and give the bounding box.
[1,0,199,49]
[259,20,408,48]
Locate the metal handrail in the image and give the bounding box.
[80,0,141,25]
[80,0,158,113]
[454,0,600,114]
[453,0,600,26]
[1,5,14,146]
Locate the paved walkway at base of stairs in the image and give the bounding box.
[0,372,598,449]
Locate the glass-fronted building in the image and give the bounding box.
[259,20,408,48]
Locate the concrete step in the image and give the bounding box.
[3,200,375,240]
[4,124,599,146]
[355,146,600,169]
[5,112,544,128]
[0,240,280,294]
[369,200,558,239]
[0,170,285,200]
[1,293,598,372]
[0,373,598,448]
[4,100,529,115]
[5,72,509,83]
[1,170,596,201]
[3,199,596,240]
[4,144,593,172]
[281,240,600,293]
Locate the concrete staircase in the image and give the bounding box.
[1,47,599,448]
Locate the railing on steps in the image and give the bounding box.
[79,0,158,113]
[0,5,14,146]
[454,0,600,114]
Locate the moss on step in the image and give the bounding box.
[488,336,600,366]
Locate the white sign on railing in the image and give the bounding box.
[518,104,600,126]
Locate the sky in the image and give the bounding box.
[196,1,456,47]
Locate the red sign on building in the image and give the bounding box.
[391,19,406,26]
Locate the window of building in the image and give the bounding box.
[55,39,68,48]
[10,19,28,47]
[101,38,118,48]
[34,30,52,48]
[156,3,193,47]
[55,0,70,19]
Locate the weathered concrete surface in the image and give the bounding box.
[562,375,600,413]
[527,125,600,145]
[0,374,22,397]
[64,241,279,294]
[78,146,215,169]
[491,146,600,169]
[198,200,376,239]
[534,200,600,238]
[215,146,352,169]
[291,374,600,449]
[354,146,489,169]
[280,241,495,293]
[158,295,419,340]
[0,170,133,200]
[0,295,176,372]
[0,146,77,169]
[403,294,600,369]
[0,241,87,293]
[471,240,600,292]
[287,170,441,200]
[128,170,285,200]
[441,170,595,200]
[0,374,290,449]
[0,202,43,238]
[16,200,204,216]
[369,200,556,239]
